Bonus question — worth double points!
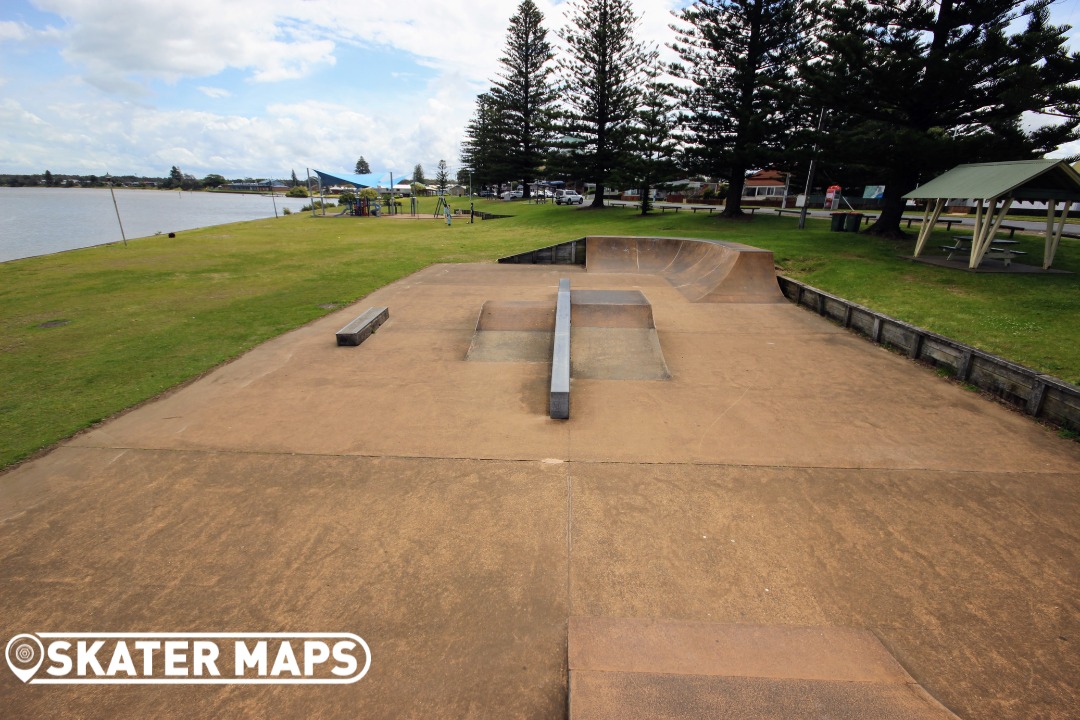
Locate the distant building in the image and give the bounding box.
[226,181,288,192]
[743,170,789,200]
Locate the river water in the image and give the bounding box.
[0,187,314,263]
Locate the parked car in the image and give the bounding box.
[555,191,584,205]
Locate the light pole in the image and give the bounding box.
[798,109,827,230]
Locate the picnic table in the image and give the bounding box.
[942,236,1027,267]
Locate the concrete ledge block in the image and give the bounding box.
[550,279,571,419]
[336,306,389,346]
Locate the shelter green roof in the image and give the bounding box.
[903,159,1080,202]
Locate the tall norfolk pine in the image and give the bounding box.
[803,0,1080,237]
[461,92,512,189]
[472,0,556,199]
[670,0,809,218]
[557,0,657,208]
[622,67,681,216]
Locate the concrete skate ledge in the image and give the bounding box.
[550,279,571,419]
[336,306,389,346]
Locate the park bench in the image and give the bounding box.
[774,208,830,219]
[336,307,389,346]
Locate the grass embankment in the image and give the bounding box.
[2,197,1078,469]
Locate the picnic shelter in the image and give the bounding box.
[905,159,1080,269]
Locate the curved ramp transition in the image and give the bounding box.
[500,236,783,303]
[586,236,783,303]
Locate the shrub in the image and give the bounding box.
[282,207,292,215]
[338,190,357,207]
[286,186,308,198]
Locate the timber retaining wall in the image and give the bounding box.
[777,275,1080,433]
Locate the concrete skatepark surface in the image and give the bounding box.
[1,237,1078,718]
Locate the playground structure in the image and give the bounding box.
[306,168,475,221]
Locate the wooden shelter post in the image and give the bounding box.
[968,198,985,267]
[913,199,944,257]
[1045,200,1070,268]
[970,196,1012,268]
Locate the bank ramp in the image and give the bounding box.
[500,235,784,303]
[569,618,961,720]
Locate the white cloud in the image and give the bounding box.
[0,70,477,179]
[197,86,231,99]
[0,0,688,176]
[1047,139,1080,160]
[21,0,1078,179]
[0,20,31,41]
[34,0,337,91]
[27,0,684,92]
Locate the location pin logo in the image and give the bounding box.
[6,634,44,683]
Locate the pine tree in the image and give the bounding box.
[290,169,299,188]
[489,0,557,200]
[165,166,184,190]
[434,160,451,195]
[670,0,809,217]
[804,0,1080,237]
[461,92,512,189]
[412,164,426,185]
[355,157,371,174]
[557,0,658,208]
[621,66,681,215]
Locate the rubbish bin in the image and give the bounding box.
[844,213,864,232]
[830,212,846,232]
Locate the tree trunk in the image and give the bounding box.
[522,180,531,200]
[723,172,745,217]
[591,180,605,208]
[864,175,916,239]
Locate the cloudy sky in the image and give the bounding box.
[0,0,686,180]
[1,0,1079,181]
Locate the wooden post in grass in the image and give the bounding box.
[307,169,317,217]
[108,180,127,247]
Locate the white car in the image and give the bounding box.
[555,191,584,205]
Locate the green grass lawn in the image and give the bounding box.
[2,196,1078,469]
